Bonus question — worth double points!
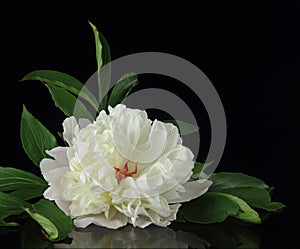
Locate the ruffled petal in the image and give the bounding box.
[155,203,181,227]
[40,158,60,179]
[46,146,69,166]
[168,179,212,203]
[43,169,68,199]
[78,118,91,129]
[74,212,128,229]
[62,116,79,146]
[134,217,152,228]
[55,199,71,216]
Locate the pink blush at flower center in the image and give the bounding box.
[114,162,138,181]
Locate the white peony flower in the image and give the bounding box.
[40,104,212,229]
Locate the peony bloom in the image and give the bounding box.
[41,104,212,229]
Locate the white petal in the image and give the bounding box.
[62,116,79,146]
[43,187,55,200]
[78,118,91,129]
[169,179,212,203]
[55,199,71,216]
[46,167,68,182]
[45,147,69,166]
[134,217,152,228]
[43,170,68,199]
[74,212,128,229]
[162,189,181,202]
[164,122,181,151]
[40,158,60,176]
[114,129,166,164]
[40,158,69,182]
[154,204,181,227]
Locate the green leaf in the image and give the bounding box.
[219,193,261,224]
[98,30,111,67]
[98,30,111,109]
[180,192,239,224]
[21,70,98,111]
[24,199,73,241]
[164,120,199,135]
[208,172,269,192]
[89,21,111,109]
[10,187,47,201]
[192,161,205,175]
[218,186,286,212]
[46,84,93,120]
[190,161,214,181]
[0,167,47,192]
[0,191,29,220]
[265,201,286,211]
[20,105,58,167]
[21,70,84,92]
[107,73,139,108]
[89,21,103,71]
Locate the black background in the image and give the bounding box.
[1,2,299,248]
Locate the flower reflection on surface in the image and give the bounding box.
[55,224,210,249]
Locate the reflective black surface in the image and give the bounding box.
[1,1,298,248]
[1,207,296,249]
[1,220,259,248]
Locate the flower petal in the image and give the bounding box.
[55,199,71,216]
[62,116,79,146]
[134,216,152,228]
[43,169,68,198]
[74,212,128,229]
[78,118,91,129]
[155,203,181,227]
[168,179,212,203]
[45,146,69,166]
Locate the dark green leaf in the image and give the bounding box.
[107,73,139,107]
[89,21,112,108]
[265,202,286,211]
[180,192,239,224]
[20,105,58,167]
[218,186,286,212]
[23,199,73,241]
[164,120,199,135]
[46,84,93,120]
[98,30,111,109]
[21,70,98,111]
[98,30,111,67]
[0,167,47,192]
[192,161,205,176]
[208,172,269,192]
[21,70,84,92]
[0,191,29,220]
[10,187,47,201]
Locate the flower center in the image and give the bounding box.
[114,162,138,181]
